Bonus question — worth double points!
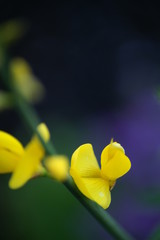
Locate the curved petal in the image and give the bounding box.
[0,131,24,156]
[82,178,111,209]
[101,142,125,170]
[28,123,50,158]
[0,131,24,173]
[101,150,131,180]
[71,169,111,209]
[9,149,39,189]
[70,144,101,178]
[0,149,20,173]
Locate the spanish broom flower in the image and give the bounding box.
[0,123,50,189]
[70,141,131,209]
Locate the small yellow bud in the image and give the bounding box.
[45,156,69,181]
[34,123,50,143]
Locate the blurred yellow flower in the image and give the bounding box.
[0,20,27,46]
[70,142,131,209]
[45,155,69,181]
[0,123,50,189]
[10,58,45,103]
[0,58,45,111]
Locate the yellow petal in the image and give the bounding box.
[9,149,39,189]
[82,178,111,209]
[0,130,24,156]
[70,144,101,178]
[71,169,111,209]
[9,123,50,189]
[29,123,50,158]
[101,142,125,166]
[0,131,24,173]
[101,142,131,180]
[0,149,20,173]
[45,155,69,181]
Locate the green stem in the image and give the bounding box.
[65,177,134,240]
[0,49,135,240]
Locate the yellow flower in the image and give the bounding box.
[0,123,50,189]
[10,58,45,103]
[45,155,69,181]
[70,142,131,209]
[0,58,45,112]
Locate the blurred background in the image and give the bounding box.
[0,0,160,239]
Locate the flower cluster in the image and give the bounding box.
[0,123,69,189]
[0,121,130,210]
